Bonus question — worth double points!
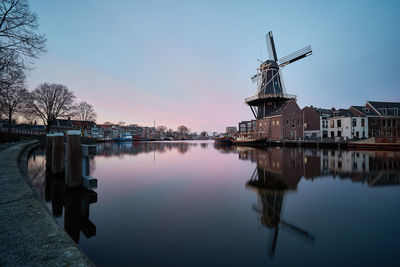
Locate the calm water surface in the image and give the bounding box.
[28,141,400,266]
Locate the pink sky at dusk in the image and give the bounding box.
[27,1,400,133]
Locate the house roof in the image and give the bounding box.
[55,119,74,128]
[263,100,291,117]
[350,105,379,116]
[367,101,400,116]
[333,109,353,117]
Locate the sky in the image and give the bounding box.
[27,0,400,132]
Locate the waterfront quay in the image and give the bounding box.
[0,141,93,266]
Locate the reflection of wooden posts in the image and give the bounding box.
[46,134,54,169]
[52,133,64,174]
[64,188,97,243]
[82,145,97,189]
[65,130,82,188]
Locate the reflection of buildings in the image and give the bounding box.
[237,146,400,258]
[243,147,314,258]
[95,141,207,157]
[28,149,97,244]
[236,147,400,187]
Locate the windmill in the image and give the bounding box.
[246,31,312,119]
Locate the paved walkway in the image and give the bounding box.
[0,141,94,266]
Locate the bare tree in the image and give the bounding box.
[73,101,97,131]
[103,121,113,126]
[157,125,167,133]
[28,83,76,132]
[167,128,174,136]
[0,66,29,132]
[0,0,46,71]
[177,125,189,136]
[117,121,126,127]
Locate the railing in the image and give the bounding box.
[245,93,297,103]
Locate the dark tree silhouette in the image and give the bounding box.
[177,125,189,136]
[0,0,46,71]
[0,66,29,132]
[73,101,97,131]
[28,83,76,132]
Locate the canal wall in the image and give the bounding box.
[0,141,94,266]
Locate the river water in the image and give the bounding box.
[27,141,400,266]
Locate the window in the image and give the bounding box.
[393,119,397,127]
[338,161,342,169]
[379,108,387,115]
[388,119,391,127]
[352,119,356,127]
[361,118,365,127]
[297,120,300,126]
[337,120,341,127]
[371,118,377,125]
[362,108,369,113]
[389,108,398,115]
[330,120,334,128]
[287,119,290,126]
[272,121,275,126]
[382,119,386,127]
[337,131,342,137]
[276,120,280,126]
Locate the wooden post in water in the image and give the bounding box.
[46,134,54,169]
[65,130,82,188]
[52,133,64,174]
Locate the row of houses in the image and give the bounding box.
[0,118,182,140]
[236,100,400,141]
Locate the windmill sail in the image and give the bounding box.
[279,45,312,66]
[266,31,278,61]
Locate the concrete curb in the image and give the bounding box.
[0,141,95,266]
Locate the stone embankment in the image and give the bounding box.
[0,141,94,266]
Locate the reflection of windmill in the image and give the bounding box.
[246,167,315,258]
[246,31,312,119]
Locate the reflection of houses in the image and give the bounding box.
[236,147,400,189]
[95,141,204,157]
[243,147,314,258]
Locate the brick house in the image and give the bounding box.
[364,101,400,138]
[255,99,303,141]
[302,107,334,139]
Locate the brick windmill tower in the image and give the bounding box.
[246,31,312,119]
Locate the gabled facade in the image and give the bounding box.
[327,109,368,141]
[255,99,303,141]
[363,101,400,138]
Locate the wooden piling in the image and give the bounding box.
[52,133,64,174]
[65,130,82,188]
[46,134,54,169]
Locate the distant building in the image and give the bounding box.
[326,109,368,140]
[303,107,333,139]
[238,120,257,134]
[350,101,400,138]
[50,119,75,133]
[225,126,237,135]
